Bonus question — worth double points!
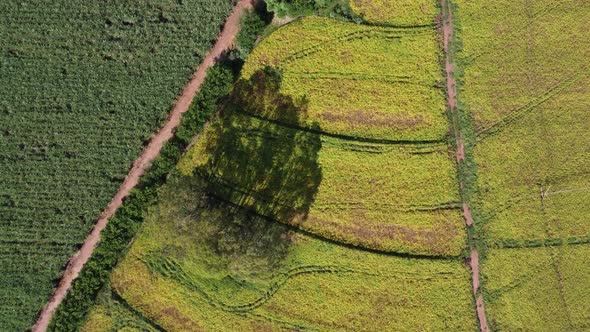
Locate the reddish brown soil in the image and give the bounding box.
[476,295,489,331]
[456,133,465,162]
[463,201,473,227]
[441,0,488,331]
[31,1,254,331]
[470,248,480,294]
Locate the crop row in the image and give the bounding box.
[242,16,447,141]
[0,0,233,329]
[182,101,464,255]
[482,245,590,331]
[349,0,439,26]
[111,166,475,330]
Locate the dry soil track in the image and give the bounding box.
[440,0,489,331]
[31,1,254,330]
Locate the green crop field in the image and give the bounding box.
[482,246,590,331]
[454,0,590,329]
[82,288,160,332]
[180,69,464,255]
[104,172,475,331]
[5,0,588,330]
[0,0,232,329]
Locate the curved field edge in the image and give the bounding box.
[178,15,466,257]
[349,0,439,27]
[241,16,450,142]
[180,111,466,256]
[106,169,477,331]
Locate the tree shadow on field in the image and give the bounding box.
[198,67,323,224]
[188,67,322,278]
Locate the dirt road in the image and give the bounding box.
[440,0,489,331]
[31,1,254,331]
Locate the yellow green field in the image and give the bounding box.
[455,0,590,241]
[482,246,590,331]
[173,13,466,256]
[242,16,447,141]
[349,0,439,26]
[101,172,476,331]
[79,1,478,330]
[180,64,464,256]
[454,0,590,329]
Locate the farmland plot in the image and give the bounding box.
[0,0,231,329]
[454,0,590,329]
[349,0,438,26]
[180,64,465,256]
[93,1,480,329]
[455,0,590,242]
[241,17,447,141]
[180,14,466,256]
[106,172,476,331]
[482,246,590,331]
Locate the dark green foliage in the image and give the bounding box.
[48,63,236,332]
[0,0,232,329]
[265,0,322,17]
[146,176,292,281]
[265,0,361,22]
[234,9,269,60]
[92,287,163,331]
[197,68,323,224]
[143,65,235,188]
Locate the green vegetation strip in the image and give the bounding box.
[48,64,235,331]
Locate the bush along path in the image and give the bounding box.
[440,0,489,331]
[31,1,255,331]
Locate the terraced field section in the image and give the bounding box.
[349,0,438,26]
[180,15,466,256]
[100,172,476,331]
[454,0,590,330]
[0,0,232,329]
[90,2,479,330]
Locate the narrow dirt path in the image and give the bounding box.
[440,0,489,331]
[31,1,254,331]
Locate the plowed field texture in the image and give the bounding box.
[0,0,232,329]
[454,0,590,330]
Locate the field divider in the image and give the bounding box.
[441,0,489,331]
[278,25,434,66]
[31,1,255,330]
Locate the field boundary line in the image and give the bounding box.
[494,235,590,249]
[440,0,489,331]
[31,1,254,330]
